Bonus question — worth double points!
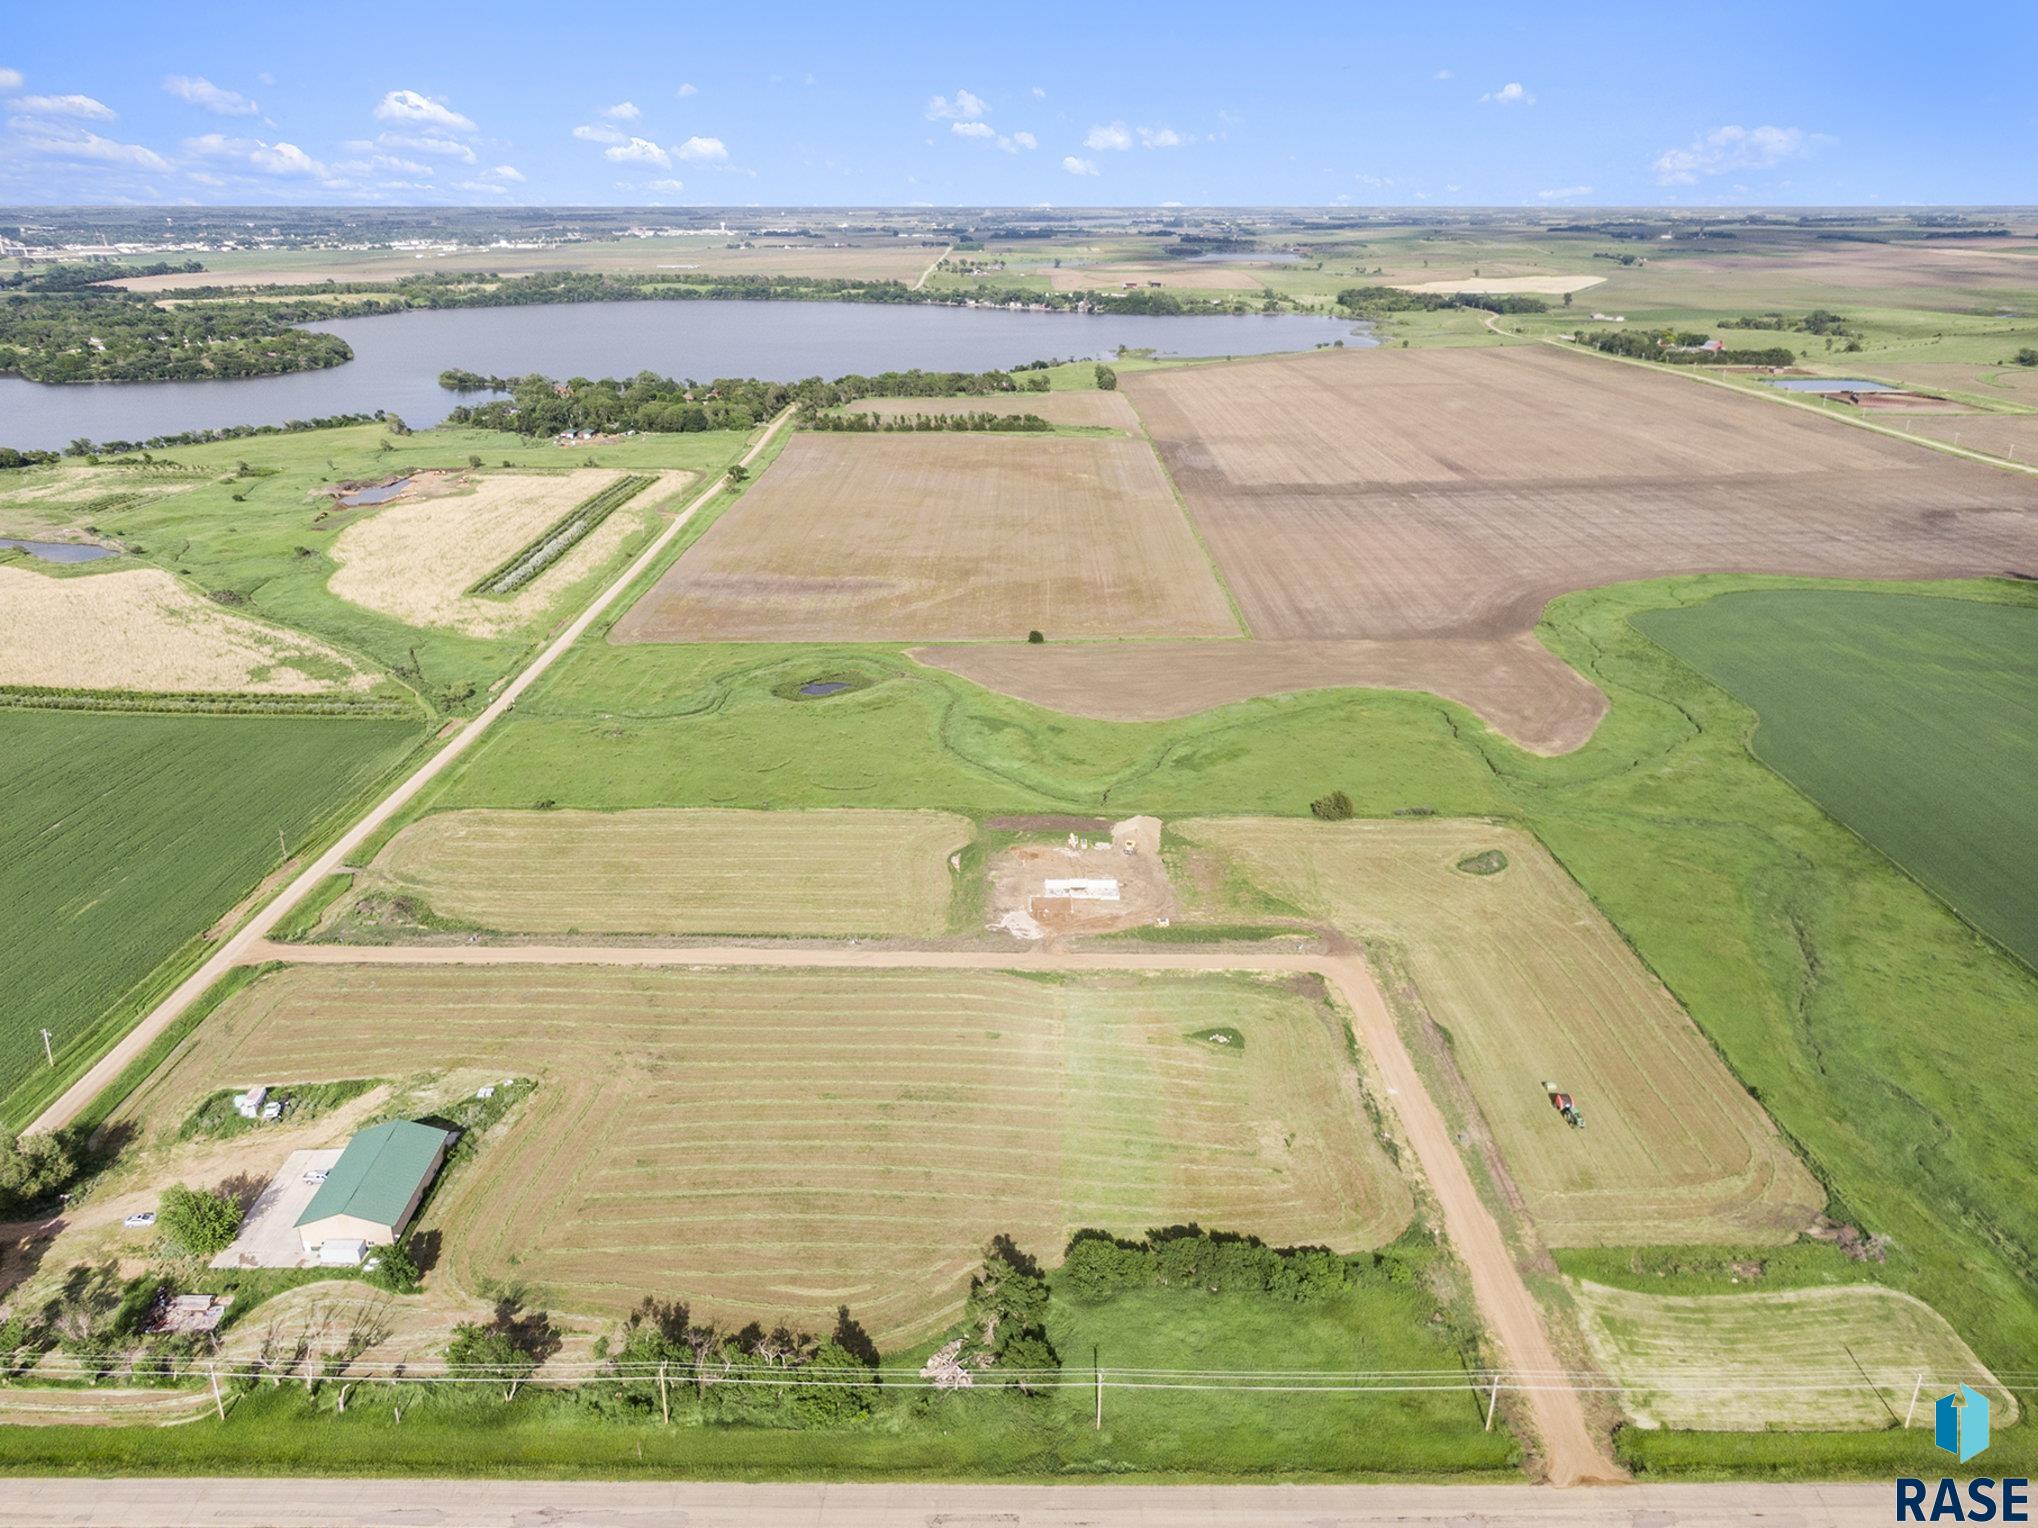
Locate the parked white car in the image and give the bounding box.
[303,1169,328,1184]
[123,1211,156,1229]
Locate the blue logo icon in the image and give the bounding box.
[1936,1385,1991,1463]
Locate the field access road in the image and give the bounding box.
[246,937,1620,1487]
[25,410,795,1140]
[0,1478,1888,1525]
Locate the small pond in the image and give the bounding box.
[798,680,853,697]
[337,478,412,507]
[0,538,118,563]
[1766,378,1902,393]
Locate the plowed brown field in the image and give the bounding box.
[1123,346,2038,643]
[351,808,971,937]
[1176,817,1823,1246]
[137,963,1409,1342]
[613,434,1238,642]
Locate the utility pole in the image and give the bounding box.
[1485,1375,1502,1431]
[40,1028,54,1067]
[1906,1372,1926,1429]
[659,1362,670,1425]
[1093,1345,1102,1430]
[209,1362,225,1422]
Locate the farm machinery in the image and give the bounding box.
[1543,1082,1584,1130]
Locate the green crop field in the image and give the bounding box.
[1637,590,2038,971]
[0,709,422,1125]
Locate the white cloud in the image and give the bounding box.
[11,93,116,121]
[455,179,511,195]
[600,100,640,121]
[951,120,995,139]
[378,131,475,163]
[1008,130,1037,152]
[373,88,475,133]
[1062,155,1099,176]
[490,163,524,182]
[1137,126,1183,149]
[925,88,988,121]
[1433,68,1454,80]
[573,122,626,145]
[0,68,21,92]
[1652,124,1820,186]
[605,136,671,167]
[258,71,274,86]
[647,177,686,192]
[675,83,697,98]
[1030,85,1047,98]
[1481,82,1534,106]
[248,141,324,176]
[1353,173,1394,189]
[163,75,257,116]
[1084,121,1132,151]
[17,128,168,171]
[330,151,432,176]
[1537,184,1593,201]
[182,132,254,157]
[674,135,727,162]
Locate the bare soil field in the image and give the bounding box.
[1395,276,1606,295]
[108,240,944,291]
[1123,346,2038,646]
[1174,817,1823,1246]
[1571,1280,2015,1433]
[1045,263,1266,292]
[844,391,1141,432]
[913,633,1609,755]
[345,808,972,938]
[129,963,1411,1343]
[614,434,1238,643]
[329,468,683,636]
[0,565,373,694]
[986,815,1174,939]
[1889,413,2038,461]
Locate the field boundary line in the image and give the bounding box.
[912,244,950,291]
[1123,386,1254,638]
[25,409,795,1138]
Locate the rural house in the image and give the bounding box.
[294,1120,453,1263]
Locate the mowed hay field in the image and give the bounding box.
[1638,590,2038,971]
[0,710,421,1120]
[1176,818,1822,1246]
[354,808,972,937]
[0,566,373,694]
[1572,1280,2016,1433]
[612,434,1237,643]
[843,391,1141,432]
[329,469,682,637]
[127,964,1411,1342]
[1123,346,2038,644]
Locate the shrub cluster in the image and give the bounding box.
[1062,1227,1354,1303]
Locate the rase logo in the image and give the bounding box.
[1896,1386,2028,1523]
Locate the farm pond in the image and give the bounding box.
[0,300,1371,450]
[0,538,118,563]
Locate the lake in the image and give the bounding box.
[0,300,1369,450]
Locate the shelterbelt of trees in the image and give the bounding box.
[442,365,1052,438]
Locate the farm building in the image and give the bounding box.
[294,1120,452,1263]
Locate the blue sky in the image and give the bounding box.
[4,1,2034,208]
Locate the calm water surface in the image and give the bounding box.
[0,538,118,562]
[0,300,1369,450]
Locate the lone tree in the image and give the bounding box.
[726,463,750,484]
[1094,364,1118,391]
[157,1185,242,1258]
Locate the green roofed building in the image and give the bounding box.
[295,1120,452,1263]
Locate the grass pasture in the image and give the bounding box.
[1638,590,2038,971]
[122,963,1411,1344]
[611,433,1239,643]
[344,807,973,937]
[0,709,423,1124]
[1572,1280,2014,1433]
[1175,817,1823,1247]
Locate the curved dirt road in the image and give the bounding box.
[27,411,793,1140]
[247,937,1620,1486]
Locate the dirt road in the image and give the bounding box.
[0,1478,1885,1525]
[245,937,1619,1485]
[26,412,794,1140]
